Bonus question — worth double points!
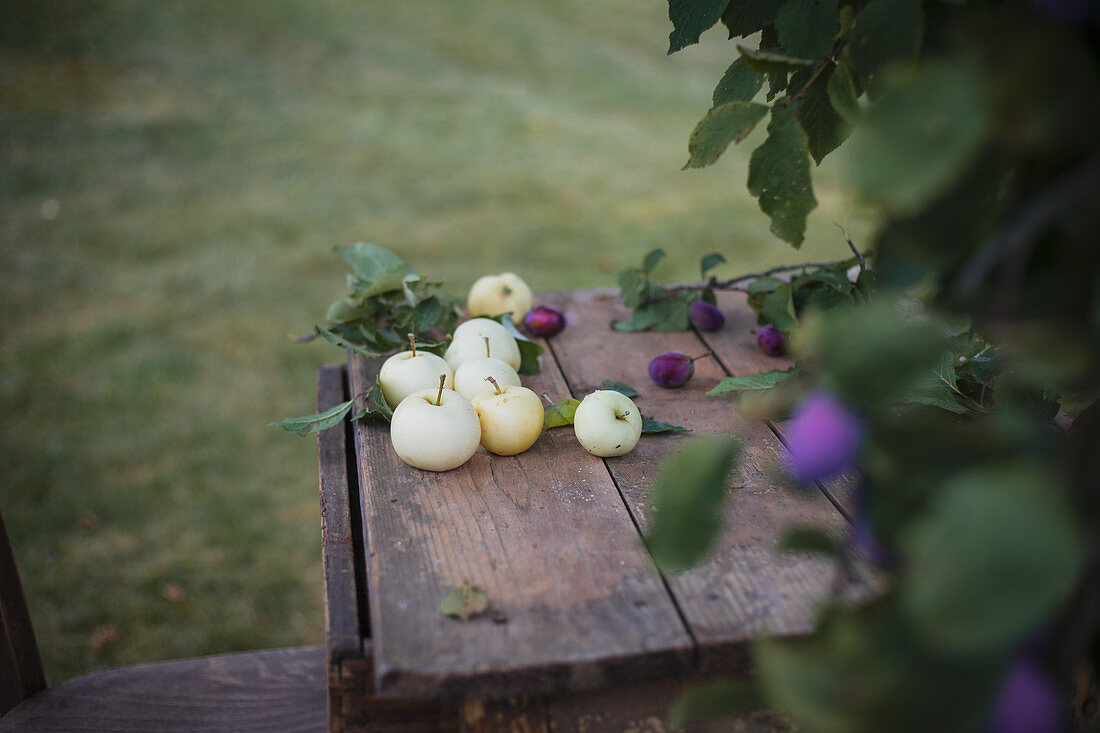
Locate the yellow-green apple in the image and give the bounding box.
[466,273,532,324]
[471,377,545,456]
[572,390,643,457]
[378,337,455,409]
[389,377,481,471]
[444,318,521,371]
[454,344,522,402]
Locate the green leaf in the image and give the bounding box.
[747,104,818,247]
[439,584,489,621]
[645,436,739,571]
[516,338,544,375]
[642,418,690,434]
[901,463,1086,653]
[759,283,798,331]
[746,276,785,295]
[270,398,355,437]
[779,526,843,557]
[314,324,388,358]
[845,0,923,98]
[618,268,644,308]
[685,101,769,169]
[643,247,667,274]
[737,45,815,74]
[612,296,692,333]
[775,0,839,60]
[712,57,766,106]
[707,367,795,396]
[544,398,580,428]
[848,60,990,215]
[667,0,730,54]
[826,57,861,124]
[336,242,418,299]
[900,352,971,414]
[700,252,727,279]
[720,0,784,38]
[355,376,394,422]
[668,679,762,729]
[408,295,443,333]
[792,64,852,165]
[601,380,639,398]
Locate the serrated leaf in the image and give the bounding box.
[685,101,769,169]
[601,380,639,397]
[848,60,989,215]
[712,57,766,106]
[270,398,355,437]
[439,584,489,621]
[707,367,795,396]
[700,252,727,278]
[792,64,852,165]
[667,0,731,53]
[668,679,762,729]
[645,436,739,571]
[776,0,839,60]
[901,464,1085,653]
[747,104,818,247]
[544,398,580,428]
[737,45,815,74]
[846,0,923,98]
[720,0,784,37]
[827,57,861,124]
[643,247,667,274]
[642,418,690,434]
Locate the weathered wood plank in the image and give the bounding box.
[541,289,858,674]
[347,348,694,700]
[698,290,858,516]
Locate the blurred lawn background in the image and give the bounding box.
[0,0,873,682]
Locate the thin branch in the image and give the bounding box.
[835,223,865,272]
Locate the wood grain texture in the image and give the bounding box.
[541,289,860,674]
[0,510,46,713]
[0,646,326,732]
[698,290,858,516]
[347,348,694,700]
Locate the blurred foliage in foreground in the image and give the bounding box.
[640,0,1100,730]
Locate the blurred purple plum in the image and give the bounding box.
[784,391,864,482]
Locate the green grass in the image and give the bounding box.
[0,0,873,682]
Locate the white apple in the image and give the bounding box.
[466,273,532,324]
[471,377,545,456]
[389,378,481,472]
[444,318,521,371]
[454,355,521,402]
[378,340,455,409]
[573,390,643,458]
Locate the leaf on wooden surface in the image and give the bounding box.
[354,376,394,423]
[270,398,356,437]
[747,104,818,247]
[775,0,840,60]
[712,57,766,107]
[720,0,784,38]
[612,296,692,333]
[544,398,580,428]
[707,367,795,396]
[602,380,639,397]
[642,417,690,434]
[439,584,489,622]
[314,324,387,358]
[685,101,770,168]
[758,283,798,332]
[493,315,545,374]
[667,0,731,54]
[645,436,740,571]
[668,678,763,729]
[737,45,815,74]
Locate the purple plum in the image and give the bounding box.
[689,301,725,332]
[756,324,787,357]
[524,305,566,338]
[986,657,1063,733]
[784,391,864,482]
[648,350,710,388]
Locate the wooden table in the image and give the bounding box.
[315,289,866,732]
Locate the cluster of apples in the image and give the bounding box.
[380,273,642,472]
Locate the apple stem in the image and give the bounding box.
[485,376,503,395]
[407,333,417,357]
[435,374,446,405]
[483,336,491,358]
